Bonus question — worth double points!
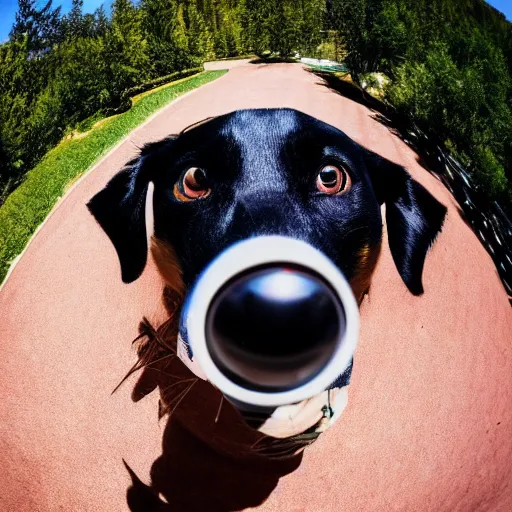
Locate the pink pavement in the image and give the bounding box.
[1,63,511,511]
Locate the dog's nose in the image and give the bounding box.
[205,267,345,392]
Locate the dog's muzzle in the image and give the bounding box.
[178,236,359,412]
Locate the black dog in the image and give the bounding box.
[88,108,446,442]
[88,107,448,496]
[88,108,446,305]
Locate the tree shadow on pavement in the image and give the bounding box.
[307,68,393,118]
[121,292,303,512]
[249,56,299,64]
[310,67,512,300]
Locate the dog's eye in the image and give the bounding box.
[316,165,350,195]
[179,167,210,200]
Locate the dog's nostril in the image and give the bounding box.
[205,267,345,392]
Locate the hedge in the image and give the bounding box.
[103,67,204,117]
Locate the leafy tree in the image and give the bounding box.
[387,39,511,197]
[327,0,512,203]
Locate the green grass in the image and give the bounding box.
[0,70,227,285]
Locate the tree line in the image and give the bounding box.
[0,0,325,203]
[1,0,511,210]
[329,0,512,206]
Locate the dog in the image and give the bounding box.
[87,108,447,455]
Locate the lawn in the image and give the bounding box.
[0,70,227,285]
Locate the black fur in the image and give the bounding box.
[87,108,446,295]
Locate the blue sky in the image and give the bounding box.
[488,0,512,21]
[0,0,511,43]
[0,1,112,42]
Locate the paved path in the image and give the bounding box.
[1,63,511,511]
[203,58,254,70]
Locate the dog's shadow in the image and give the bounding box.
[123,290,303,512]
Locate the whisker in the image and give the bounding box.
[144,353,177,368]
[160,377,196,394]
[169,379,197,416]
[251,435,270,449]
[131,331,147,345]
[139,317,177,353]
[129,139,143,151]
[143,364,191,381]
[215,395,224,423]
[162,385,189,409]
[111,360,141,395]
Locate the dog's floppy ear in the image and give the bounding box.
[365,150,447,295]
[87,155,153,284]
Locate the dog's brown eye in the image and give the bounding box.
[316,165,350,195]
[179,167,210,200]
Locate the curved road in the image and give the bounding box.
[1,63,511,511]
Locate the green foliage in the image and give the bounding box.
[4,0,314,204]
[103,67,203,116]
[269,1,303,57]
[4,0,509,209]
[0,70,227,284]
[140,0,192,76]
[329,0,512,202]
[301,0,326,56]
[53,37,110,122]
[187,2,215,62]
[10,0,64,55]
[244,0,272,56]
[105,0,150,99]
[244,0,327,58]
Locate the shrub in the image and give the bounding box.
[102,67,203,116]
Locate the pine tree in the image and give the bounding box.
[174,4,189,53]
[140,0,195,75]
[93,5,109,38]
[301,0,326,55]
[202,0,218,33]
[269,0,302,57]
[64,0,85,40]
[245,0,272,56]
[217,0,244,57]
[0,37,31,195]
[187,1,215,62]
[10,0,63,56]
[105,0,150,98]
[236,0,251,54]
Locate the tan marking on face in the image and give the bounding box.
[358,243,371,269]
[350,241,382,304]
[150,236,185,298]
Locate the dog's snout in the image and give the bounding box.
[229,194,302,236]
[205,266,345,392]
